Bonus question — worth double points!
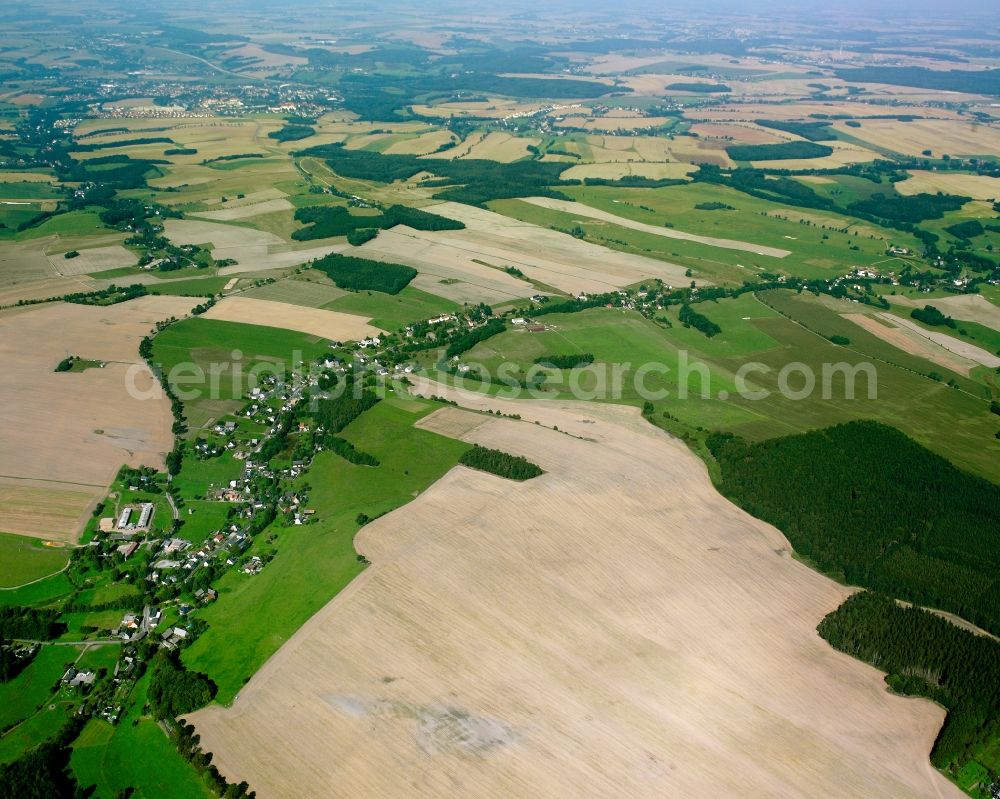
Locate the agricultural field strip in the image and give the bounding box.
[191,387,959,799]
[878,312,1000,368]
[521,196,792,258]
[0,296,194,541]
[842,313,975,376]
[199,296,382,340]
[890,294,1000,333]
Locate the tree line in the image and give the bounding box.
[818,590,1000,774]
[707,421,1000,634]
[459,445,543,481]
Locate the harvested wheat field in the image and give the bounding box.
[241,277,347,307]
[0,295,195,541]
[559,161,694,181]
[891,293,1000,332]
[200,296,380,340]
[522,196,791,258]
[355,202,693,297]
[48,244,137,276]
[191,386,960,799]
[191,198,294,221]
[843,312,975,375]
[164,219,346,273]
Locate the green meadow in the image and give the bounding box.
[0,533,69,588]
[71,673,215,799]
[456,292,998,482]
[181,397,470,703]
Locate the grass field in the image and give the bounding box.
[152,317,331,404]
[0,646,76,731]
[146,276,231,297]
[181,397,470,703]
[0,532,69,587]
[492,183,914,284]
[71,672,216,799]
[0,570,75,608]
[457,293,999,482]
[324,285,461,331]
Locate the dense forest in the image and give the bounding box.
[459,445,544,480]
[725,141,833,161]
[833,66,1000,95]
[314,390,381,434]
[147,652,217,719]
[755,119,837,141]
[297,144,574,205]
[534,353,595,369]
[819,591,1000,773]
[310,253,416,294]
[292,202,463,241]
[707,421,1000,633]
[0,606,65,640]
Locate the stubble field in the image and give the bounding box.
[191,391,960,799]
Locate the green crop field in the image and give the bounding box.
[146,276,230,297]
[181,397,470,702]
[0,533,69,588]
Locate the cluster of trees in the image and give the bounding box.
[314,390,381,434]
[0,727,82,799]
[165,147,197,156]
[678,303,721,337]
[911,304,956,328]
[267,123,315,143]
[708,421,1000,634]
[292,202,463,241]
[297,144,574,206]
[147,651,217,719]
[725,141,833,162]
[756,119,837,141]
[0,641,35,683]
[693,202,734,211]
[818,591,1000,772]
[666,82,730,93]
[945,219,985,240]
[170,722,254,798]
[64,283,148,307]
[445,318,506,358]
[533,353,594,369]
[320,435,379,466]
[0,607,65,641]
[459,445,543,481]
[311,254,416,294]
